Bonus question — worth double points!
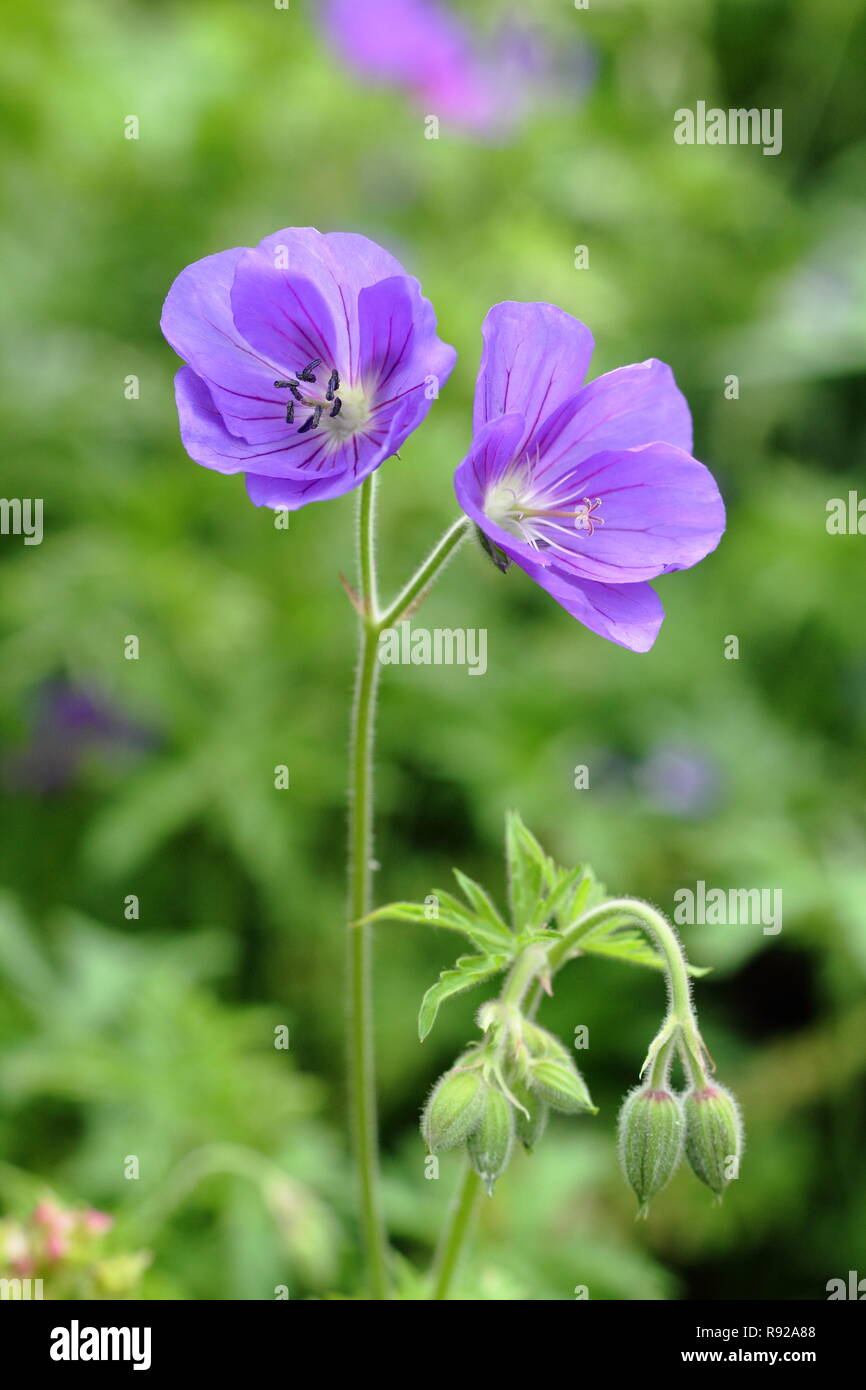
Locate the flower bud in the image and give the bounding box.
[421,1067,486,1152]
[511,1078,549,1151]
[521,1020,571,1062]
[617,1087,684,1214]
[468,1088,515,1195]
[683,1084,743,1196]
[526,1057,597,1115]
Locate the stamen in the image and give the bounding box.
[285,401,295,424]
[297,404,323,434]
[326,369,340,401]
[297,358,322,383]
[329,397,343,418]
[273,379,292,389]
[287,382,303,401]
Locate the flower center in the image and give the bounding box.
[273,360,371,441]
[484,464,605,550]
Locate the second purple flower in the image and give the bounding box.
[454,302,726,652]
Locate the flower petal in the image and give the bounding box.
[527,359,693,477]
[247,228,410,384]
[474,302,594,453]
[518,559,666,652]
[523,441,726,583]
[161,248,289,444]
[174,366,358,479]
[454,412,541,556]
[358,275,456,401]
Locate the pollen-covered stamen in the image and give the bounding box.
[297,403,323,434]
[329,397,342,418]
[296,357,322,384]
[285,401,295,424]
[326,370,340,401]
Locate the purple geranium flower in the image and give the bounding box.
[161,227,456,510]
[321,0,568,138]
[454,303,726,652]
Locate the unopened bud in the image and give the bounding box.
[617,1087,684,1214]
[421,1067,486,1152]
[521,1021,570,1062]
[511,1078,549,1151]
[468,1088,515,1195]
[683,1084,743,1196]
[527,1057,596,1115]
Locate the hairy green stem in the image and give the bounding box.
[549,897,709,1085]
[430,1162,482,1301]
[347,476,389,1299]
[378,517,471,630]
[346,492,473,1299]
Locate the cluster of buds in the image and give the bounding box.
[0,1197,151,1298]
[421,1002,596,1195]
[618,1070,743,1215]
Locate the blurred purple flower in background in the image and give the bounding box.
[636,743,723,817]
[455,302,726,652]
[162,227,455,510]
[320,0,590,138]
[4,680,154,793]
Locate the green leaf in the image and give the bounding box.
[363,895,512,955]
[418,954,509,1041]
[505,811,557,931]
[451,870,512,943]
[578,924,711,976]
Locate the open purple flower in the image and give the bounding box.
[161,227,456,510]
[454,303,725,651]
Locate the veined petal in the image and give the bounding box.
[358,275,456,400]
[175,366,358,479]
[527,359,693,479]
[515,442,726,583]
[519,559,666,652]
[229,255,342,384]
[161,248,289,444]
[473,302,594,452]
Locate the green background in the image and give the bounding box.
[1,0,865,1299]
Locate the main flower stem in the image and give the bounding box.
[430,1162,482,1301]
[346,493,472,1299]
[347,476,389,1300]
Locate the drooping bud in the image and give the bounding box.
[617,1086,684,1215]
[511,1077,549,1151]
[521,1020,571,1062]
[468,1088,515,1195]
[526,1056,597,1115]
[421,1067,486,1152]
[683,1084,743,1196]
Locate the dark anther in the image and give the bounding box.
[287,382,303,401]
[297,404,323,434]
[329,397,343,418]
[297,357,322,383]
[326,369,340,400]
[285,401,295,424]
[274,379,292,389]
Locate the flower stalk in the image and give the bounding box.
[346,488,472,1299]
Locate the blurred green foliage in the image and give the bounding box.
[1,0,865,1299]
